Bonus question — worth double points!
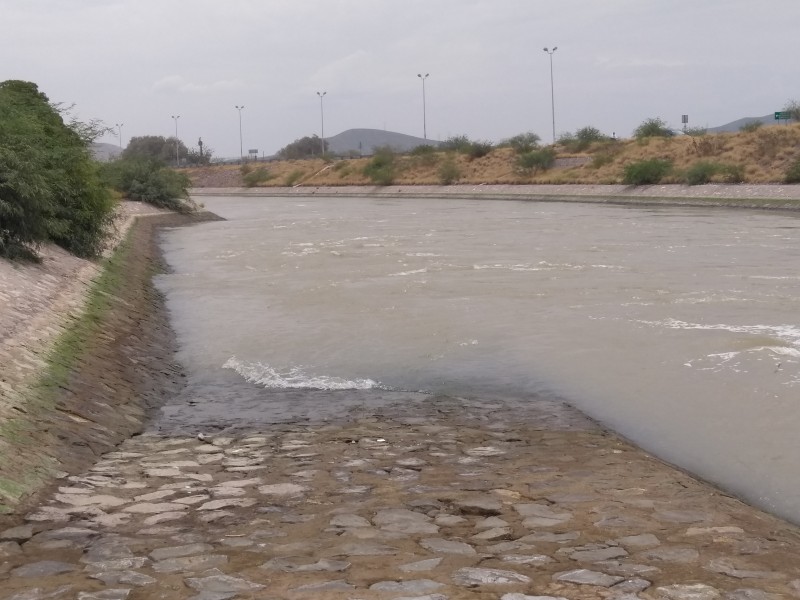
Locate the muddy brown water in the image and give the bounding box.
[153,195,800,524]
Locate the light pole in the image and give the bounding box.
[417,73,429,140]
[543,47,558,144]
[316,91,326,156]
[115,123,124,149]
[234,105,245,161]
[171,115,180,166]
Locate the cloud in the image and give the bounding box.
[152,75,245,95]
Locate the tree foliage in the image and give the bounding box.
[0,80,115,259]
[783,99,800,121]
[99,157,192,212]
[633,117,675,139]
[123,135,189,165]
[505,132,541,154]
[277,135,328,159]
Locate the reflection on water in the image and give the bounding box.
[155,195,800,523]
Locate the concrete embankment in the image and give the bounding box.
[0,205,219,515]
[190,183,800,211]
[2,194,800,598]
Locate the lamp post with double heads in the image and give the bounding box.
[316,91,326,156]
[235,105,244,162]
[171,115,180,166]
[115,123,124,149]
[417,73,429,140]
[543,46,558,144]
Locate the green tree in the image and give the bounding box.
[277,135,328,159]
[123,135,188,165]
[505,132,541,154]
[633,117,674,139]
[783,99,800,121]
[0,80,114,259]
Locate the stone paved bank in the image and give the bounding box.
[2,397,800,600]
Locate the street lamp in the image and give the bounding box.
[235,105,244,162]
[543,47,558,144]
[316,92,327,156]
[417,73,429,140]
[171,115,180,166]
[115,123,124,149]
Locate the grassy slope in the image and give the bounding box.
[185,123,800,189]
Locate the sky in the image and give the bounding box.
[3,0,799,159]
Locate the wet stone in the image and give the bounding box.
[152,554,228,573]
[400,557,443,572]
[453,566,531,586]
[654,509,712,524]
[330,514,371,528]
[83,557,150,572]
[336,542,398,555]
[502,595,569,600]
[706,557,784,580]
[185,570,265,594]
[617,533,661,548]
[594,560,661,577]
[554,569,625,587]
[262,557,350,572]
[76,590,131,600]
[471,526,514,541]
[291,579,355,592]
[455,496,502,516]
[613,578,652,593]
[519,531,580,543]
[500,554,555,566]
[6,586,74,600]
[149,543,215,561]
[374,508,439,534]
[514,503,572,527]
[420,537,477,555]
[570,546,628,561]
[11,560,78,578]
[1,524,34,542]
[0,540,22,556]
[639,546,700,564]
[89,570,157,586]
[656,583,722,600]
[370,579,443,593]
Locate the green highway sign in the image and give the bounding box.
[775,111,791,120]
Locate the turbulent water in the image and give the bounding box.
[154,195,800,523]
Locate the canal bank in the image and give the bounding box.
[2,191,800,597]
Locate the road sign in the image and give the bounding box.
[775,111,791,120]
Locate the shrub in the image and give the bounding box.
[785,159,800,184]
[622,159,672,185]
[242,167,273,187]
[0,79,115,259]
[720,164,744,183]
[284,169,305,186]
[683,161,720,185]
[515,148,556,174]
[438,158,461,184]
[684,126,708,137]
[740,121,763,133]
[440,135,471,152]
[634,117,674,139]
[466,141,493,160]
[505,132,541,154]
[100,157,192,212]
[363,147,396,185]
[410,144,436,156]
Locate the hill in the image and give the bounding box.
[707,114,789,134]
[186,122,800,188]
[91,142,122,162]
[326,128,439,155]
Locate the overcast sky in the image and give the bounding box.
[4,0,799,158]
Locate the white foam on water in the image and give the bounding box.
[223,357,379,390]
[388,268,428,277]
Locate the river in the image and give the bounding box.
[154,194,800,523]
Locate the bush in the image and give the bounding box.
[720,164,744,183]
[740,121,764,133]
[242,167,273,187]
[785,159,800,184]
[634,117,674,139]
[515,148,556,174]
[284,169,305,186]
[440,135,471,152]
[505,132,540,154]
[622,159,672,185]
[438,158,461,184]
[0,79,115,259]
[363,147,396,185]
[410,144,436,156]
[100,157,192,212]
[683,161,720,185]
[466,141,493,160]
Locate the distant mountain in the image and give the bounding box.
[326,128,440,155]
[91,142,122,162]
[707,114,790,134]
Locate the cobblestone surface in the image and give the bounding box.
[2,400,800,599]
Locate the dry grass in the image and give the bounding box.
[186,123,800,188]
